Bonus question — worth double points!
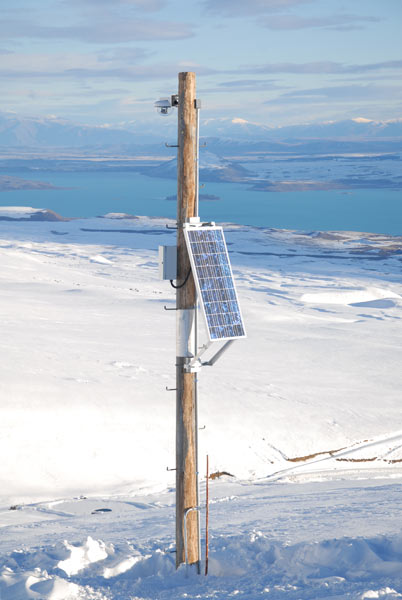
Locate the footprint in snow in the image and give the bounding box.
[110,362,148,376]
[111,361,134,369]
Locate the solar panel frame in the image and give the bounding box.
[184,225,246,342]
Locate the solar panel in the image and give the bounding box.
[184,225,246,341]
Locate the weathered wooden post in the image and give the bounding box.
[175,71,200,570]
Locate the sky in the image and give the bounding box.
[1,0,401,128]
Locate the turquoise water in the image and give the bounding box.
[1,170,401,235]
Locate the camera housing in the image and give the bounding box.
[154,95,179,116]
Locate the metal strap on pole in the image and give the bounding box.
[183,506,201,575]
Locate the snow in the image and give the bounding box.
[89,254,114,264]
[3,480,402,598]
[301,287,401,306]
[0,206,43,218]
[0,210,402,598]
[232,118,249,124]
[102,213,139,220]
[353,118,375,124]
[57,538,109,577]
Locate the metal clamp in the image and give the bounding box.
[184,342,211,373]
[183,506,201,575]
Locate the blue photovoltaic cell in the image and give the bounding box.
[185,227,246,341]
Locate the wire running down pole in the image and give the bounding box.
[205,454,209,576]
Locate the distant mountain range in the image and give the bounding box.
[201,117,402,141]
[0,113,138,148]
[0,112,401,153]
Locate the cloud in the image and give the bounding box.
[97,47,153,63]
[260,13,380,30]
[0,51,216,82]
[334,72,402,84]
[344,60,402,74]
[0,16,194,43]
[0,88,58,99]
[242,60,402,75]
[201,78,287,93]
[219,79,278,88]
[67,0,166,10]
[65,63,216,81]
[202,0,312,17]
[264,83,402,105]
[201,1,381,32]
[1,49,147,75]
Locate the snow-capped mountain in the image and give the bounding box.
[201,117,402,141]
[0,112,401,150]
[0,113,138,148]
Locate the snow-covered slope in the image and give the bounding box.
[1,209,402,599]
[1,209,401,501]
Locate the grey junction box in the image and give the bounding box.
[159,245,177,280]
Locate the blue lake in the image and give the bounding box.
[1,171,401,236]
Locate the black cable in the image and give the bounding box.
[170,269,191,289]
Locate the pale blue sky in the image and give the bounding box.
[1,0,401,127]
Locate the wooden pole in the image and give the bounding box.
[175,71,200,569]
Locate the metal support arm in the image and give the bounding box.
[184,339,235,372]
[203,339,235,366]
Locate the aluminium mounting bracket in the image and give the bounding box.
[184,339,236,373]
